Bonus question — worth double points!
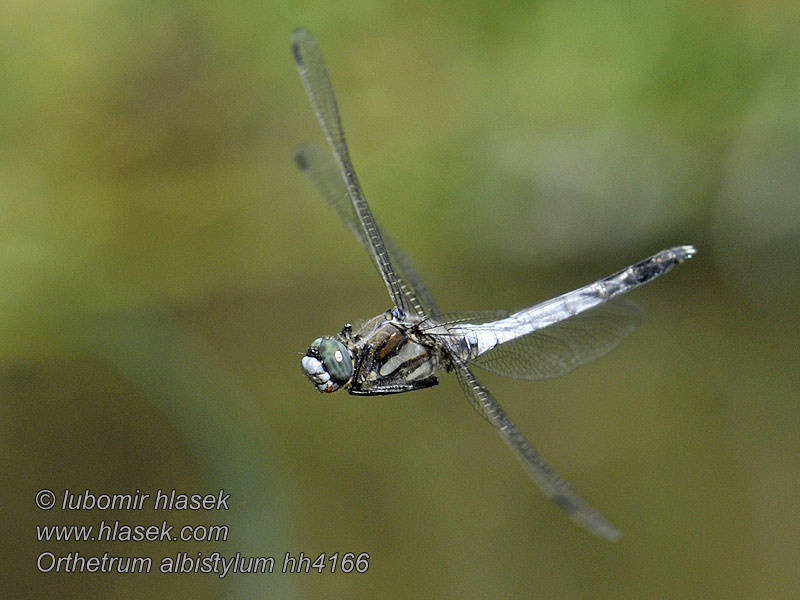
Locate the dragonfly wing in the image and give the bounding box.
[436,310,511,325]
[455,364,622,541]
[292,28,410,315]
[295,141,439,317]
[470,299,642,380]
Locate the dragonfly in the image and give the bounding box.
[292,28,695,541]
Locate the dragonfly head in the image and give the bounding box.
[301,337,353,393]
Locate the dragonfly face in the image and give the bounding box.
[291,27,695,541]
[301,336,353,393]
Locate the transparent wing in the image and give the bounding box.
[292,28,411,315]
[468,299,642,380]
[434,311,510,326]
[295,141,440,317]
[454,364,622,541]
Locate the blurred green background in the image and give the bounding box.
[2,1,798,598]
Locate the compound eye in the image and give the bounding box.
[317,338,352,385]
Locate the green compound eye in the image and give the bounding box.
[317,338,352,385]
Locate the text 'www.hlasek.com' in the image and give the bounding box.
[34,488,370,577]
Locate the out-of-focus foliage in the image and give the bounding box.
[1,1,798,599]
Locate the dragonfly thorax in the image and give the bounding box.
[301,337,353,393]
